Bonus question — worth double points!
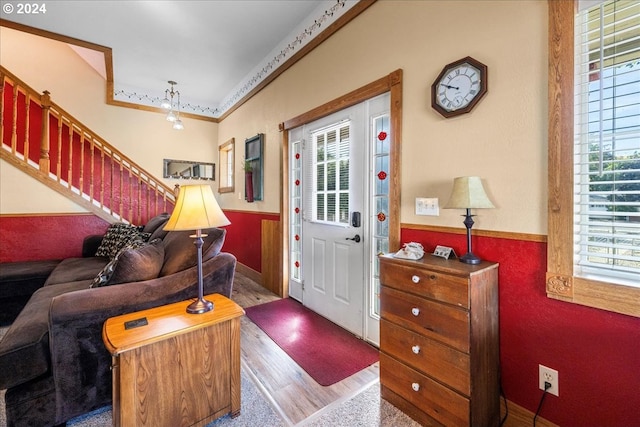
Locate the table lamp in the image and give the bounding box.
[163,184,231,313]
[444,176,494,265]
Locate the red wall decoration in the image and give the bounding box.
[401,227,640,426]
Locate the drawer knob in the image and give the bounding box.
[430,274,436,280]
[411,307,420,316]
[412,345,421,354]
[411,275,420,284]
[412,382,420,392]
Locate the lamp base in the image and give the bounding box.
[459,252,482,265]
[186,298,214,314]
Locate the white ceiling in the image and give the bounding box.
[2,0,358,118]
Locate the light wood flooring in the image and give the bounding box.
[230,271,553,427]
[231,271,380,426]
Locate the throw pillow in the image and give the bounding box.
[142,213,170,235]
[91,239,164,288]
[107,238,164,286]
[95,223,149,259]
[159,228,226,277]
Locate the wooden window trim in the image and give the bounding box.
[547,0,639,317]
[218,138,235,193]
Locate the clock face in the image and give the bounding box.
[431,57,488,118]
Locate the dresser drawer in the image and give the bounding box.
[380,260,469,308]
[381,319,470,396]
[381,286,470,353]
[380,353,469,427]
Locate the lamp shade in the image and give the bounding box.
[444,176,494,209]
[164,185,230,231]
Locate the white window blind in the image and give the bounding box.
[574,0,640,285]
[307,123,351,225]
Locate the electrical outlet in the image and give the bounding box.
[539,364,559,396]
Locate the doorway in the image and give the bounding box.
[288,93,390,345]
[281,70,403,347]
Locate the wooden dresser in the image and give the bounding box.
[379,254,499,427]
[102,294,245,427]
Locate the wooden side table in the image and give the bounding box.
[102,293,245,427]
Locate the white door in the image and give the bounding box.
[302,105,365,336]
[289,93,390,344]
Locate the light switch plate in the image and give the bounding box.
[416,198,439,216]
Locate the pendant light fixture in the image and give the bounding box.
[161,80,184,130]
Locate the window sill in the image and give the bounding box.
[546,274,640,318]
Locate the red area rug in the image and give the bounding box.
[245,298,379,386]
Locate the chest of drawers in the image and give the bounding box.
[379,254,499,426]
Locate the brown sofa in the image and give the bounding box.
[0,214,236,427]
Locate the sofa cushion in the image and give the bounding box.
[44,257,110,287]
[0,280,91,390]
[91,238,164,287]
[0,260,62,298]
[159,228,226,277]
[142,212,170,235]
[94,223,149,259]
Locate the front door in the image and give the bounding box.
[288,93,390,343]
[301,105,366,336]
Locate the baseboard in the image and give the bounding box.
[236,263,262,285]
[502,398,558,427]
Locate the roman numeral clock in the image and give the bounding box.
[431,56,488,118]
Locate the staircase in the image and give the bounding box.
[0,66,175,225]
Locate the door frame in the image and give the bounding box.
[279,69,403,298]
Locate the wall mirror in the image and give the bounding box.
[163,159,215,180]
[245,134,264,201]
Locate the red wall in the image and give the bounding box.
[402,227,640,427]
[222,210,280,273]
[0,214,110,262]
[0,210,279,271]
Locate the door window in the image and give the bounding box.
[311,123,351,225]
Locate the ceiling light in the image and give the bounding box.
[161,80,183,130]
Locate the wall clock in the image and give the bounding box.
[431,56,488,118]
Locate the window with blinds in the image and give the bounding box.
[574,0,640,285]
[311,123,350,225]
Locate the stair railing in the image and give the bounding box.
[1,66,175,225]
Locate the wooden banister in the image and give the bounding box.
[0,65,175,225]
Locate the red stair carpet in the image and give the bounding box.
[244,298,379,386]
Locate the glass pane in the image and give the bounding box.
[376,197,389,236]
[326,130,337,160]
[316,164,325,191]
[291,252,301,280]
[375,116,390,154]
[339,159,349,191]
[375,155,389,195]
[339,127,350,158]
[339,193,349,223]
[316,134,325,162]
[327,162,336,191]
[375,237,389,256]
[372,277,380,316]
[327,193,336,222]
[317,194,325,221]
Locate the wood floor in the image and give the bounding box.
[230,271,555,427]
[231,271,380,426]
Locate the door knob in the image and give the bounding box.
[346,234,361,243]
